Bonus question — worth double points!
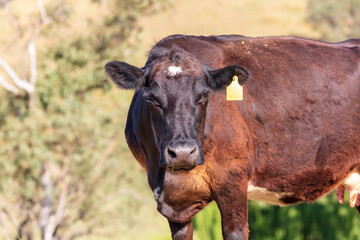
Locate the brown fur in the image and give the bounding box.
[112,35,360,239]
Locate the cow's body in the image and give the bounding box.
[106,35,360,239]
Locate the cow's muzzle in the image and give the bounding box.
[163,139,203,171]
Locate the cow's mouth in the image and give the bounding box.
[168,165,196,172]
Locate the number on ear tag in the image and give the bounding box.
[226,76,243,101]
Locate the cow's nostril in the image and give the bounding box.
[167,148,177,159]
[190,146,197,155]
[165,141,201,169]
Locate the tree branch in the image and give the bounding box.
[41,159,70,240]
[0,0,66,96]
[37,0,51,24]
[0,72,19,94]
[44,186,67,240]
[28,40,37,86]
[40,161,52,239]
[0,57,34,93]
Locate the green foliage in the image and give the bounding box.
[193,194,360,240]
[193,202,222,240]
[248,194,360,240]
[307,0,360,41]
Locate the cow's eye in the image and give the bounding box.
[197,91,209,105]
[146,97,162,108]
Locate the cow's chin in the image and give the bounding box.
[154,167,211,223]
[157,199,206,223]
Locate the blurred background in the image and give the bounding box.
[0,0,359,239]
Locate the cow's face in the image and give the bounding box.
[105,48,249,171]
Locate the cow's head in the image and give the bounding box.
[105,48,249,171]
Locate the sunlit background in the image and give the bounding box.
[0,0,359,239]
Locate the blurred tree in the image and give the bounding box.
[0,0,65,103]
[0,0,171,239]
[307,0,360,41]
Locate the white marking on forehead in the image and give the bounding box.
[167,65,183,77]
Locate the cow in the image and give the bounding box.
[105,35,360,240]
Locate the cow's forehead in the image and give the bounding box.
[150,49,203,81]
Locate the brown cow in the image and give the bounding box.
[105,35,360,240]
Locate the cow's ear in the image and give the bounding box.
[206,65,249,89]
[105,61,145,89]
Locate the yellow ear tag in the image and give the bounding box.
[226,76,243,101]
